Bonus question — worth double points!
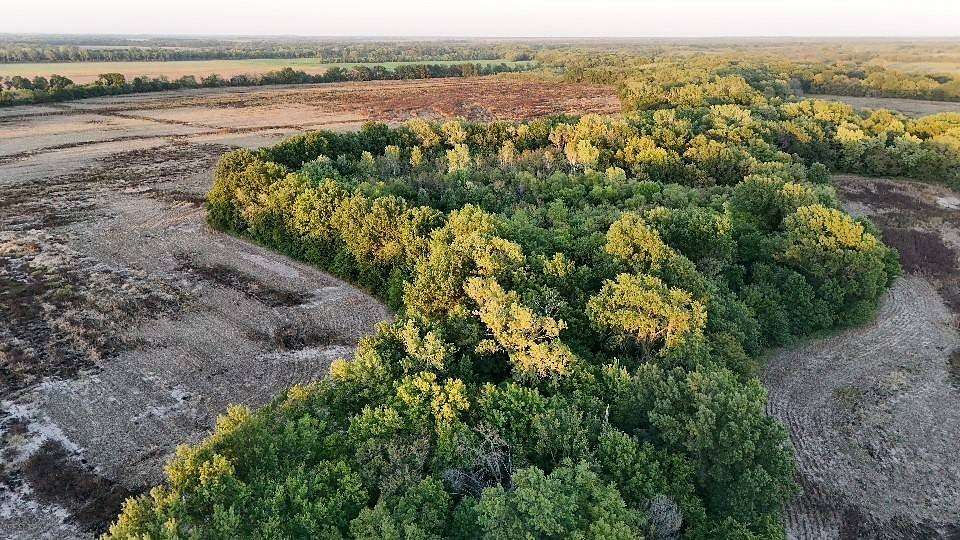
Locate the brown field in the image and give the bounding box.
[764,174,960,538]
[809,94,960,118]
[867,59,960,77]
[0,76,618,537]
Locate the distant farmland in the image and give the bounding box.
[0,58,533,83]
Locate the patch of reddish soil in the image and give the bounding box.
[881,228,958,277]
[22,440,142,534]
[171,77,621,123]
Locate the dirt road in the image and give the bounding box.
[0,77,618,538]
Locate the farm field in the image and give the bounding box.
[0,76,618,537]
[0,58,532,84]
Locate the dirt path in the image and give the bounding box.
[0,78,618,538]
[764,175,960,539]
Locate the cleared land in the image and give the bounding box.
[0,76,618,538]
[0,59,532,84]
[809,94,960,118]
[764,174,960,538]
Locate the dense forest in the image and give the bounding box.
[105,61,960,538]
[0,62,529,106]
[791,63,960,101]
[537,48,960,102]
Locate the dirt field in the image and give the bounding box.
[809,94,960,118]
[764,174,960,539]
[0,59,532,84]
[0,76,618,538]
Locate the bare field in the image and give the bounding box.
[0,77,618,538]
[0,59,532,84]
[809,94,960,118]
[0,77,619,163]
[764,174,960,539]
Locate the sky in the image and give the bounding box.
[3,0,959,38]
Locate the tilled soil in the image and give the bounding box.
[0,77,619,538]
[764,174,960,539]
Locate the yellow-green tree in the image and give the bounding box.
[587,273,706,354]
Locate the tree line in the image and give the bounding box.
[0,39,533,64]
[791,63,960,102]
[0,63,530,107]
[7,37,959,103]
[537,48,960,103]
[104,61,960,538]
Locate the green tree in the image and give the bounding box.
[96,72,126,87]
[464,460,648,540]
[587,273,706,354]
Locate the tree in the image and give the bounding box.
[618,136,684,182]
[730,175,822,231]
[96,73,126,87]
[465,277,574,379]
[447,143,472,173]
[350,477,452,540]
[31,76,49,91]
[48,74,74,90]
[403,205,522,318]
[637,364,796,534]
[201,73,225,87]
[587,273,706,354]
[8,76,33,90]
[781,204,900,323]
[644,206,734,271]
[464,460,648,540]
[604,212,676,274]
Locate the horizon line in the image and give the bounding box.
[3,32,960,40]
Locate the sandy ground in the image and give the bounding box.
[0,76,618,538]
[764,175,960,539]
[808,94,960,118]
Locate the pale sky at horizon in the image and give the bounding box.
[4,0,959,38]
